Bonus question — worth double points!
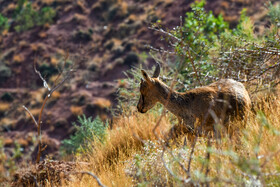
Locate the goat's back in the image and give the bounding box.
[210,79,251,109]
[183,79,251,123]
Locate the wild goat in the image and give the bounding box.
[137,63,251,138]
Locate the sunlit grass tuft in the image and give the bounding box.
[71,111,170,186]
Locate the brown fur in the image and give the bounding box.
[137,63,251,138]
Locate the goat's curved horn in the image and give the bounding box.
[152,62,160,78]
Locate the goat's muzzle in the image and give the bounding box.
[137,106,146,113]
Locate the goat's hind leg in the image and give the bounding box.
[166,118,195,145]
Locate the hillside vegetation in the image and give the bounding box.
[72,97,280,186]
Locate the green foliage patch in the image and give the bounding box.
[0,64,12,84]
[14,0,56,32]
[0,14,9,33]
[61,115,108,154]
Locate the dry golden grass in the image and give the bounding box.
[0,102,10,112]
[70,111,170,187]
[38,31,47,38]
[51,91,61,99]
[67,93,280,186]
[12,54,24,63]
[28,108,41,118]
[50,57,59,66]
[93,98,112,109]
[70,106,84,116]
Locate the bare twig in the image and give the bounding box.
[146,45,176,55]
[49,69,74,97]
[24,54,73,164]
[148,27,181,42]
[22,105,38,127]
[33,59,51,91]
[30,175,39,187]
[262,172,280,176]
[187,137,197,174]
[161,147,192,184]
[78,171,107,187]
[186,47,203,86]
[53,50,69,85]
[205,138,212,187]
[169,149,189,175]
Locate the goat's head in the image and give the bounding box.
[137,63,161,113]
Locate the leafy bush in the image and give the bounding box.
[148,1,280,92]
[167,0,230,86]
[0,138,23,183]
[14,2,56,32]
[267,2,280,26]
[0,14,9,33]
[212,6,280,90]
[37,7,56,26]
[14,3,37,32]
[115,65,143,115]
[61,115,108,154]
[38,62,58,79]
[0,64,12,84]
[178,0,229,51]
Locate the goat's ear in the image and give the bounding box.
[141,70,152,83]
[152,62,160,78]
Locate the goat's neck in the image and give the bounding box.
[155,81,187,116]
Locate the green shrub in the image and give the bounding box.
[0,64,12,84]
[1,92,14,102]
[0,14,9,33]
[14,2,56,32]
[0,138,23,182]
[72,30,92,43]
[267,2,280,26]
[14,3,37,32]
[37,7,56,26]
[266,1,280,36]
[147,1,279,92]
[170,0,230,86]
[61,115,108,154]
[38,62,58,79]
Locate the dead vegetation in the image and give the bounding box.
[12,160,76,186]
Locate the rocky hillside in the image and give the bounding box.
[0,0,272,159]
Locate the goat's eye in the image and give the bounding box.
[140,85,145,91]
